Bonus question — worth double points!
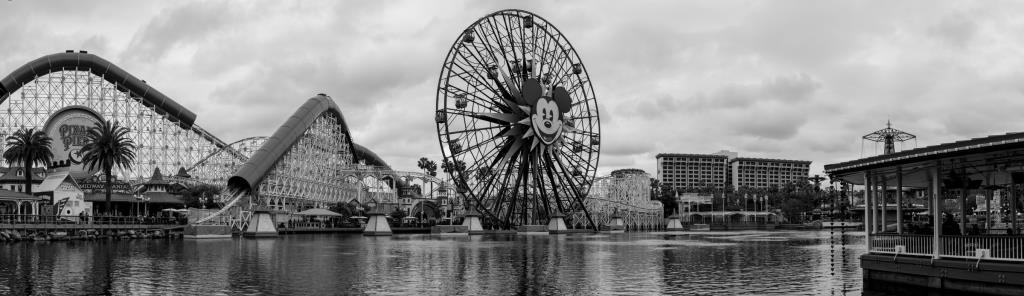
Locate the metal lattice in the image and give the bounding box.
[435,9,601,228]
[188,136,268,186]
[0,70,240,182]
[571,171,663,229]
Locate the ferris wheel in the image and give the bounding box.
[435,9,601,228]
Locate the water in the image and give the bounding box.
[0,230,873,295]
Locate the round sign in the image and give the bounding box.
[44,107,103,176]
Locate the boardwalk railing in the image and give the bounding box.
[940,235,1024,262]
[870,233,1024,262]
[869,234,933,256]
[0,214,182,226]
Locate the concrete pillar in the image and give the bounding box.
[897,166,903,234]
[666,214,684,231]
[932,163,942,259]
[363,210,392,236]
[547,212,569,234]
[462,210,484,235]
[244,210,279,237]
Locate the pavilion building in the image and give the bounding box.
[826,132,1024,294]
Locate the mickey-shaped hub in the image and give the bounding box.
[522,78,572,146]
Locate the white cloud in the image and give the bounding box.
[2,0,1024,179]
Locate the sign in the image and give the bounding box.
[78,181,133,194]
[44,107,102,175]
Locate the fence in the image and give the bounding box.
[869,233,1024,261]
[0,214,181,225]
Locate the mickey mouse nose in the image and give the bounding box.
[544,121,552,128]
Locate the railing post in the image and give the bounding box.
[933,162,942,259]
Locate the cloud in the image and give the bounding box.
[3,0,1024,180]
[121,1,234,63]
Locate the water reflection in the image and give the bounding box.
[1,230,877,295]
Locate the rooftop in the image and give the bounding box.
[731,157,812,164]
[0,167,46,182]
[824,132,1024,175]
[656,153,728,159]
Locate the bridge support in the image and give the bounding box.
[547,212,569,234]
[462,210,484,235]
[666,214,684,231]
[185,224,232,239]
[244,210,278,237]
[363,210,392,236]
[600,215,626,233]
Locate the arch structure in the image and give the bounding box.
[186,136,269,185]
[568,169,663,230]
[0,51,246,183]
[196,95,401,225]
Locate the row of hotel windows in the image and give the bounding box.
[736,163,809,167]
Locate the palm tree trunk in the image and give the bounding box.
[24,152,33,196]
[105,167,112,215]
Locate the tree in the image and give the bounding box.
[389,208,407,221]
[654,183,677,217]
[425,160,438,177]
[80,120,136,214]
[3,128,53,197]
[183,183,223,209]
[417,157,430,173]
[330,202,359,217]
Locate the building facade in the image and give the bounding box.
[657,151,811,191]
[655,153,730,190]
[730,157,812,190]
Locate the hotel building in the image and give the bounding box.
[656,151,811,191]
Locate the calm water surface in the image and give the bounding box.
[0,230,876,295]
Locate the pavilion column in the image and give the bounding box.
[881,177,888,233]
[1012,173,1018,234]
[932,163,942,259]
[865,171,873,235]
[986,174,993,233]
[959,168,968,235]
[896,166,903,234]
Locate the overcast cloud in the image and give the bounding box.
[3,0,1024,177]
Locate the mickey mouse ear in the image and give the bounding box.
[551,86,572,112]
[522,78,542,106]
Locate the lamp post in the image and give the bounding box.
[144,196,150,217]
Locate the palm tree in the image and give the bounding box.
[3,128,54,196]
[417,157,430,174]
[80,120,136,215]
[425,160,438,177]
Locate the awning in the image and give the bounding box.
[0,189,40,202]
[85,192,184,204]
[294,208,343,217]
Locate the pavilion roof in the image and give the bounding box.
[825,132,1024,176]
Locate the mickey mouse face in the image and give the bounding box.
[523,78,573,146]
[532,98,562,144]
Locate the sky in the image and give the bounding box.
[2,0,1024,178]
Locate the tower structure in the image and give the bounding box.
[863,120,916,155]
